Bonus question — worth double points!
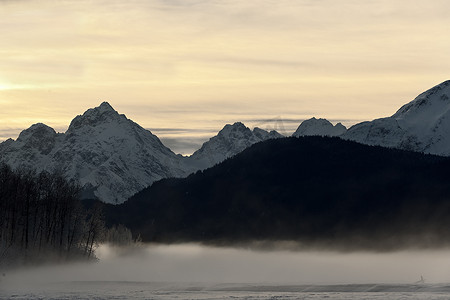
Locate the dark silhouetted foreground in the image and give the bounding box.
[0,164,105,268]
[106,137,450,250]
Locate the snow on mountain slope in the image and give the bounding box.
[0,102,187,204]
[292,118,347,137]
[343,80,450,155]
[185,122,283,170]
[0,104,285,204]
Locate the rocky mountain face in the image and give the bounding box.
[292,118,347,137]
[185,122,283,170]
[0,104,283,203]
[343,80,450,155]
[0,102,187,204]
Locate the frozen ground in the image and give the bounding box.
[2,282,450,299]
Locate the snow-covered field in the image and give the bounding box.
[3,282,450,299]
[3,244,450,299]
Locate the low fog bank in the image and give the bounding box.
[195,234,450,252]
[3,243,450,288]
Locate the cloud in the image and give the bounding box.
[0,127,24,141]
[159,137,208,155]
[0,0,449,143]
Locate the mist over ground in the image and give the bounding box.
[3,243,450,286]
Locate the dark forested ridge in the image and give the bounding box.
[106,137,450,250]
[0,164,106,269]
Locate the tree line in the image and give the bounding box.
[0,163,105,268]
[107,136,450,250]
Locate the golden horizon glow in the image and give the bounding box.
[1,0,450,153]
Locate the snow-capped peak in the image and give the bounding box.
[97,101,115,112]
[253,127,284,140]
[0,102,187,204]
[83,101,117,117]
[17,123,56,142]
[15,123,58,155]
[344,80,450,155]
[391,80,450,134]
[394,80,450,118]
[0,103,287,203]
[217,122,250,138]
[67,101,123,133]
[216,122,283,140]
[186,122,283,170]
[293,117,347,137]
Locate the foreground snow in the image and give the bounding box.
[2,281,450,300]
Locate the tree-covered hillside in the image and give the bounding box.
[106,137,450,250]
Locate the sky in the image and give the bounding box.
[1,0,449,154]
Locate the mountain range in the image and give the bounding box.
[0,102,189,203]
[1,80,449,204]
[185,122,283,171]
[0,103,283,203]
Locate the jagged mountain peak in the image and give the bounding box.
[98,101,115,112]
[253,127,284,139]
[9,123,58,156]
[0,104,288,204]
[217,122,284,140]
[187,122,283,171]
[67,102,124,133]
[293,117,347,137]
[16,123,57,151]
[17,123,56,141]
[83,101,119,117]
[217,122,250,136]
[0,102,187,204]
[228,121,246,127]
